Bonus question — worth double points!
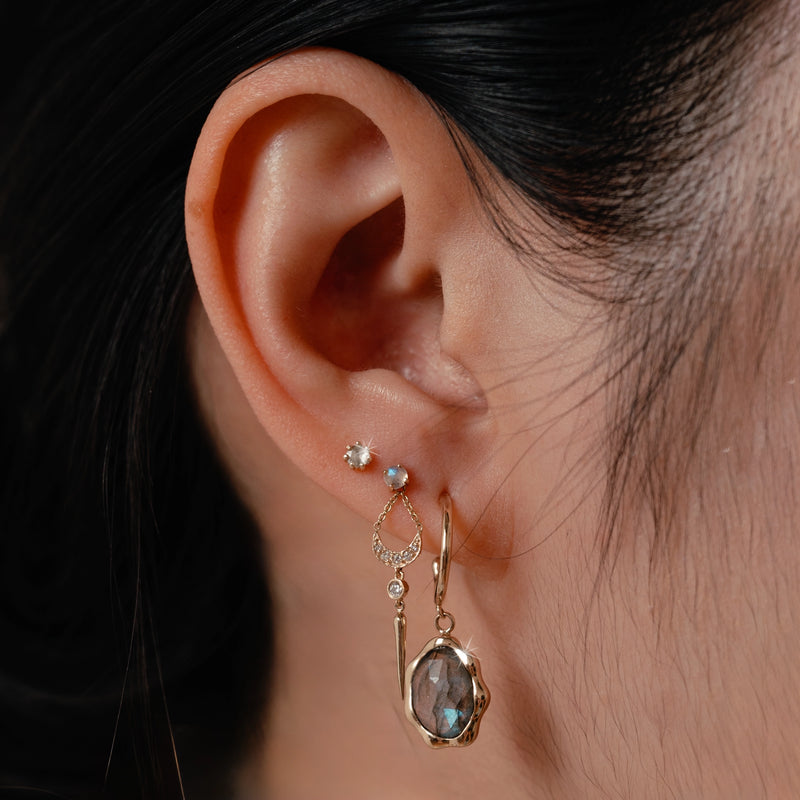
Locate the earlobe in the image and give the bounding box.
[185,48,492,533]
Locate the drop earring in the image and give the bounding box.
[371,464,423,696]
[404,493,490,747]
[350,448,489,746]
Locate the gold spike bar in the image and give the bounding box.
[394,612,407,700]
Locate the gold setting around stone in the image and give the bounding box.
[404,635,490,748]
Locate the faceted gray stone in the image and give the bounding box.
[411,646,474,738]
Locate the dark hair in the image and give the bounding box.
[0,1,770,797]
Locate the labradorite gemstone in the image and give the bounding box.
[411,646,474,738]
[383,465,409,490]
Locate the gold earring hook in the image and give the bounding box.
[433,493,455,636]
[434,492,452,610]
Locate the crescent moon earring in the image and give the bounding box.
[371,464,424,697]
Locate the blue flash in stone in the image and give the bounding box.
[383,465,409,491]
[443,708,461,729]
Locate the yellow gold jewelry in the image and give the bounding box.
[365,461,488,746]
[371,465,423,696]
[404,493,490,747]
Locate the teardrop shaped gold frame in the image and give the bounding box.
[372,491,422,569]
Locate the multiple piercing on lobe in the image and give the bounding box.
[344,441,490,747]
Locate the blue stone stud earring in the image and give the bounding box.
[404,493,490,747]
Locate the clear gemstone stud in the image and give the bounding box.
[344,441,372,470]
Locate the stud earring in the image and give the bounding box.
[343,441,372,470]
[404,493,490,747]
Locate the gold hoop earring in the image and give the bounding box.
[404,493,490,747]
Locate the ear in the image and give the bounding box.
[185,48,533,548]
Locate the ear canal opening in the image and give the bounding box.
[307,196,414,372]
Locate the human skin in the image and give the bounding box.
[185,24,800,799]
